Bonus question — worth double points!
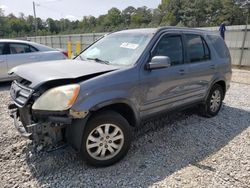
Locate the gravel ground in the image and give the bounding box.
[0,69,250,188]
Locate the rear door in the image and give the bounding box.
[0,43,8,80]
[183,33,216,99]
[6,42,40,72]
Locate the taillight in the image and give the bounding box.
[62,51,68,58]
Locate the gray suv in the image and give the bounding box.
[9,27,232,166]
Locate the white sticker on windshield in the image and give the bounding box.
[120,43,139,50]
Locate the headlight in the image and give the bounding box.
[32,84,80,111]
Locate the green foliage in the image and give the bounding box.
[0,0,249,38]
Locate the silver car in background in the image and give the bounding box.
[0,39,68,82]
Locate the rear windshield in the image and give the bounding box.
[207,35,230,59]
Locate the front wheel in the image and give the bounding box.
[81,111,132,167]
[199,84,224,118]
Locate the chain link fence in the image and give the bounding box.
[26,25,250,67]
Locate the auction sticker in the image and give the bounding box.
[120,42,139,49]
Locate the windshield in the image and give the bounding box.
[77,32,153,66]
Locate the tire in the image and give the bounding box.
[199,84,224,118]
[81,110,132,167]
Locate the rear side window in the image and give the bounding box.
[9,43,38,54]
[152,35,184,66]
[186,34,210,63]
[207,35,230,58]
[29,45,38,52]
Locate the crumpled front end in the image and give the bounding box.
[9,80,73,147]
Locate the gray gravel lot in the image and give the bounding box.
[0,69,250,188]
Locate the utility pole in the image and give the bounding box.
[239,6,249,67]
[33,1,38,36]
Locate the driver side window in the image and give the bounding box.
[152,35,184,66]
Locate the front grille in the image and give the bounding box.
[19,79,32,87]
[10,80,34,108]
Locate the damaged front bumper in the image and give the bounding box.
[8,104,72,145]
[9,80,89,150]
[9,106,32,139]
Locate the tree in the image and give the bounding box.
[105,8,123,27]
[160,0,184,25]
[122,6,136,26]
[131,6,152,27]
[0,1,248,38]
[180,0,208,27]
[150,8,162,26]
[46,18,60,34]
[220,0,246,25]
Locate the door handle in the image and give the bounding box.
[179,69,186,75]
[210,64,216,69]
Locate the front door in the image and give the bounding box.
[139,33,192,117]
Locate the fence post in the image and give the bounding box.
[51,36,53,48]
[93,32,95,43]
[68,41,72,59]
[239,25,248,67]
[80,35,83,51]
[68,36,72,59]
[59,35,62,49]
[45,36,48,46]
[76,41,81,55]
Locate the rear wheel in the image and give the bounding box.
[199,84,224,118]
[81,111,132,167]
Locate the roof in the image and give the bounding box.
[115,27,216,35]
[114,28,158,34]
[0,39,33,44]
[0,39,55,51]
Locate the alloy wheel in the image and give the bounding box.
[86,124,124,161]
[210,89,221,112]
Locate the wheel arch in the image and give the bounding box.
[215,80,226,99]
[66,100,139,152]
[205,78,227,101]
[90,100,140,127]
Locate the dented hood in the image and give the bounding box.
[10,59,118,88]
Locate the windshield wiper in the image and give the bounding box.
[87,58,110,65]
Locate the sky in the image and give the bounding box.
[0,0,161,21]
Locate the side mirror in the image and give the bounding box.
[146,56,171,70]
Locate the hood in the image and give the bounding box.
[10,60,118,88]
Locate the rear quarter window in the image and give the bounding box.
[207,35,230,58]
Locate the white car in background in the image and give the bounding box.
[0,39,68,82]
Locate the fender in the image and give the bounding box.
[67,92,140,151]
[72,90,139,121]
[91,98,140,124]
